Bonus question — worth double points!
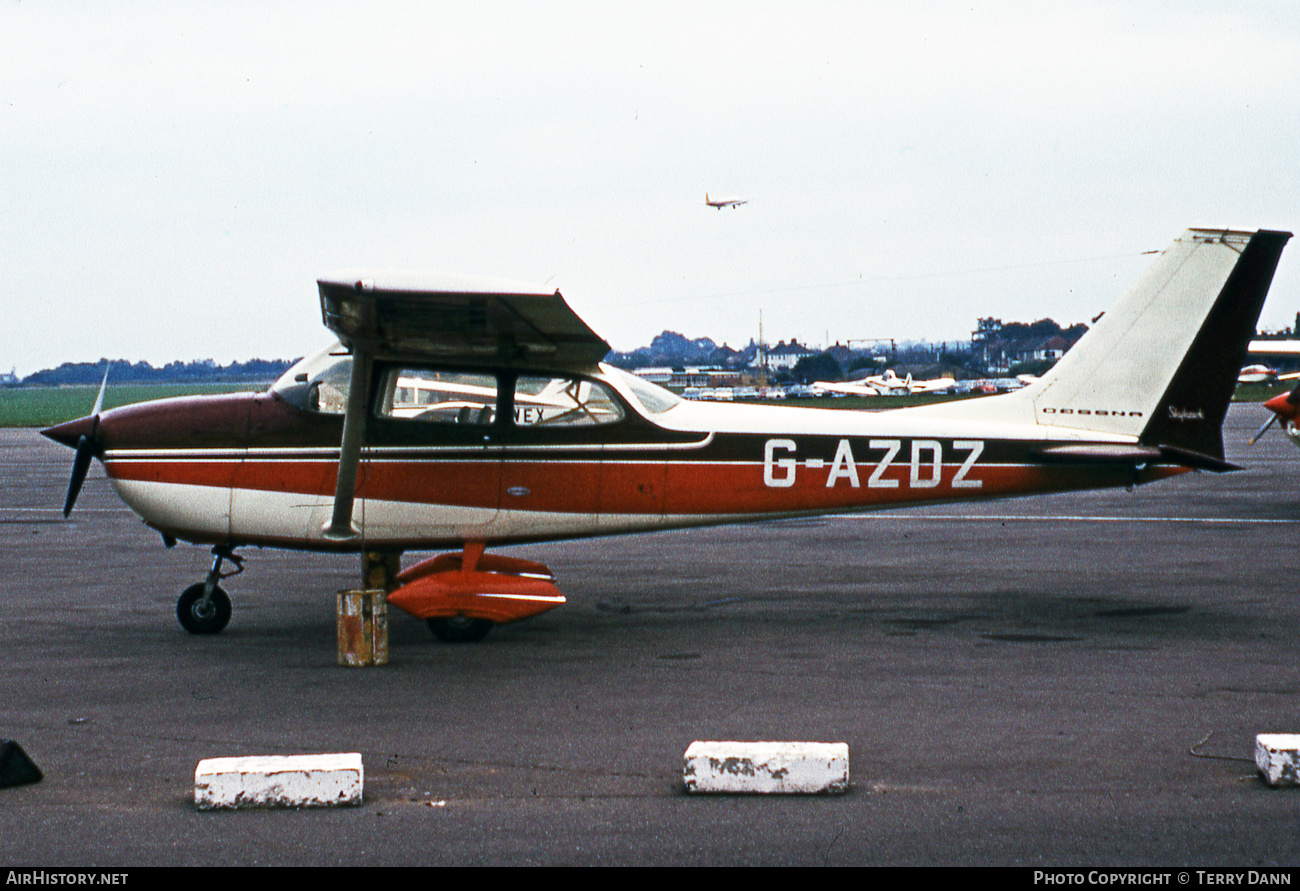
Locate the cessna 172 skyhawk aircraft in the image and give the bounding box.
[42,227,1291,641]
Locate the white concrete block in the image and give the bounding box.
[683,741,849,794]
[194,753,364,810]
[1255,734,1300,787]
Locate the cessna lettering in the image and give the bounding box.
[1041,408,1144,417]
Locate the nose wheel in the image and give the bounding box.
[177,582,232,634]
[176,546,242,635]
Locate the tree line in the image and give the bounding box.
[15,358,298,387]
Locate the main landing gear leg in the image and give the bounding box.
[176,546,242,635]
[361,550,402,594]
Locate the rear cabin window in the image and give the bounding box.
[378,369,498,425]
[514,376,624,427]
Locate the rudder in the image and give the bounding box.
[1137,229,1291,459]
[1021,228,1291,459]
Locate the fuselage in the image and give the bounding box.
[44,357,1184,552]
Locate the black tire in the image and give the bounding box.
[177,583,232,635]
[427,617,493,643]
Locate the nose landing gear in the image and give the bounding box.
[176,546,243,635]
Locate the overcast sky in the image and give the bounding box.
[4,1,1299,376]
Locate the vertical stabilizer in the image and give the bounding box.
[1021,228,1290,456]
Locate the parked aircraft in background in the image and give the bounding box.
[1239,364,1280,384]
[705,193,747,209]
[43,228,1291,643]
[813,369,957,396]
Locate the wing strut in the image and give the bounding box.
[313,268,611,542]
[323,342,374,541]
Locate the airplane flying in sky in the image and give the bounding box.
[43,228,1291,642]
[705,193,747,209]
[814,369,957,397]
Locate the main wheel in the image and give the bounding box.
[427,616,493,643]
[177,583,232,635]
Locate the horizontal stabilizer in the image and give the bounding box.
[1034,443,1240,473]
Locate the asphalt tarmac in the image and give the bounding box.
[3,404,1300,867]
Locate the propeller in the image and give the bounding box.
[1249,413,1278,446]
[62,365,110,517]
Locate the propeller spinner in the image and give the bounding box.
[1251,379,1300,446]
[48,365,110,516]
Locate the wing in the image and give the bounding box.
[317,269,610,368]
[909,377,956,394]
[812,380,879,396]
[315,269,611,540]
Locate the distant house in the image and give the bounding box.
[972,319,1085,373]
[1015,335,1068,363]
[823,343,855,369]
[753,340,817,371]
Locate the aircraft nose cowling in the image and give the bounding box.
[1264,391,1300,422]
[41,415,97,450]
[89,392,256,451]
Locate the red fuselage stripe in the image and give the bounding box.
[104,457,1184,515]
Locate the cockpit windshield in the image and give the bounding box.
[270,341,353,413]
[599,365,682,416]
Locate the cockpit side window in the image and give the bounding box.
[308,362,351,414]
[377,368,498,425]
[271,344,352,414]
[514,376,624,427]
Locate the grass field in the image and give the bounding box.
[0,383,267,428]
[2,380,1292,429]
[1231,381,1295,404]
